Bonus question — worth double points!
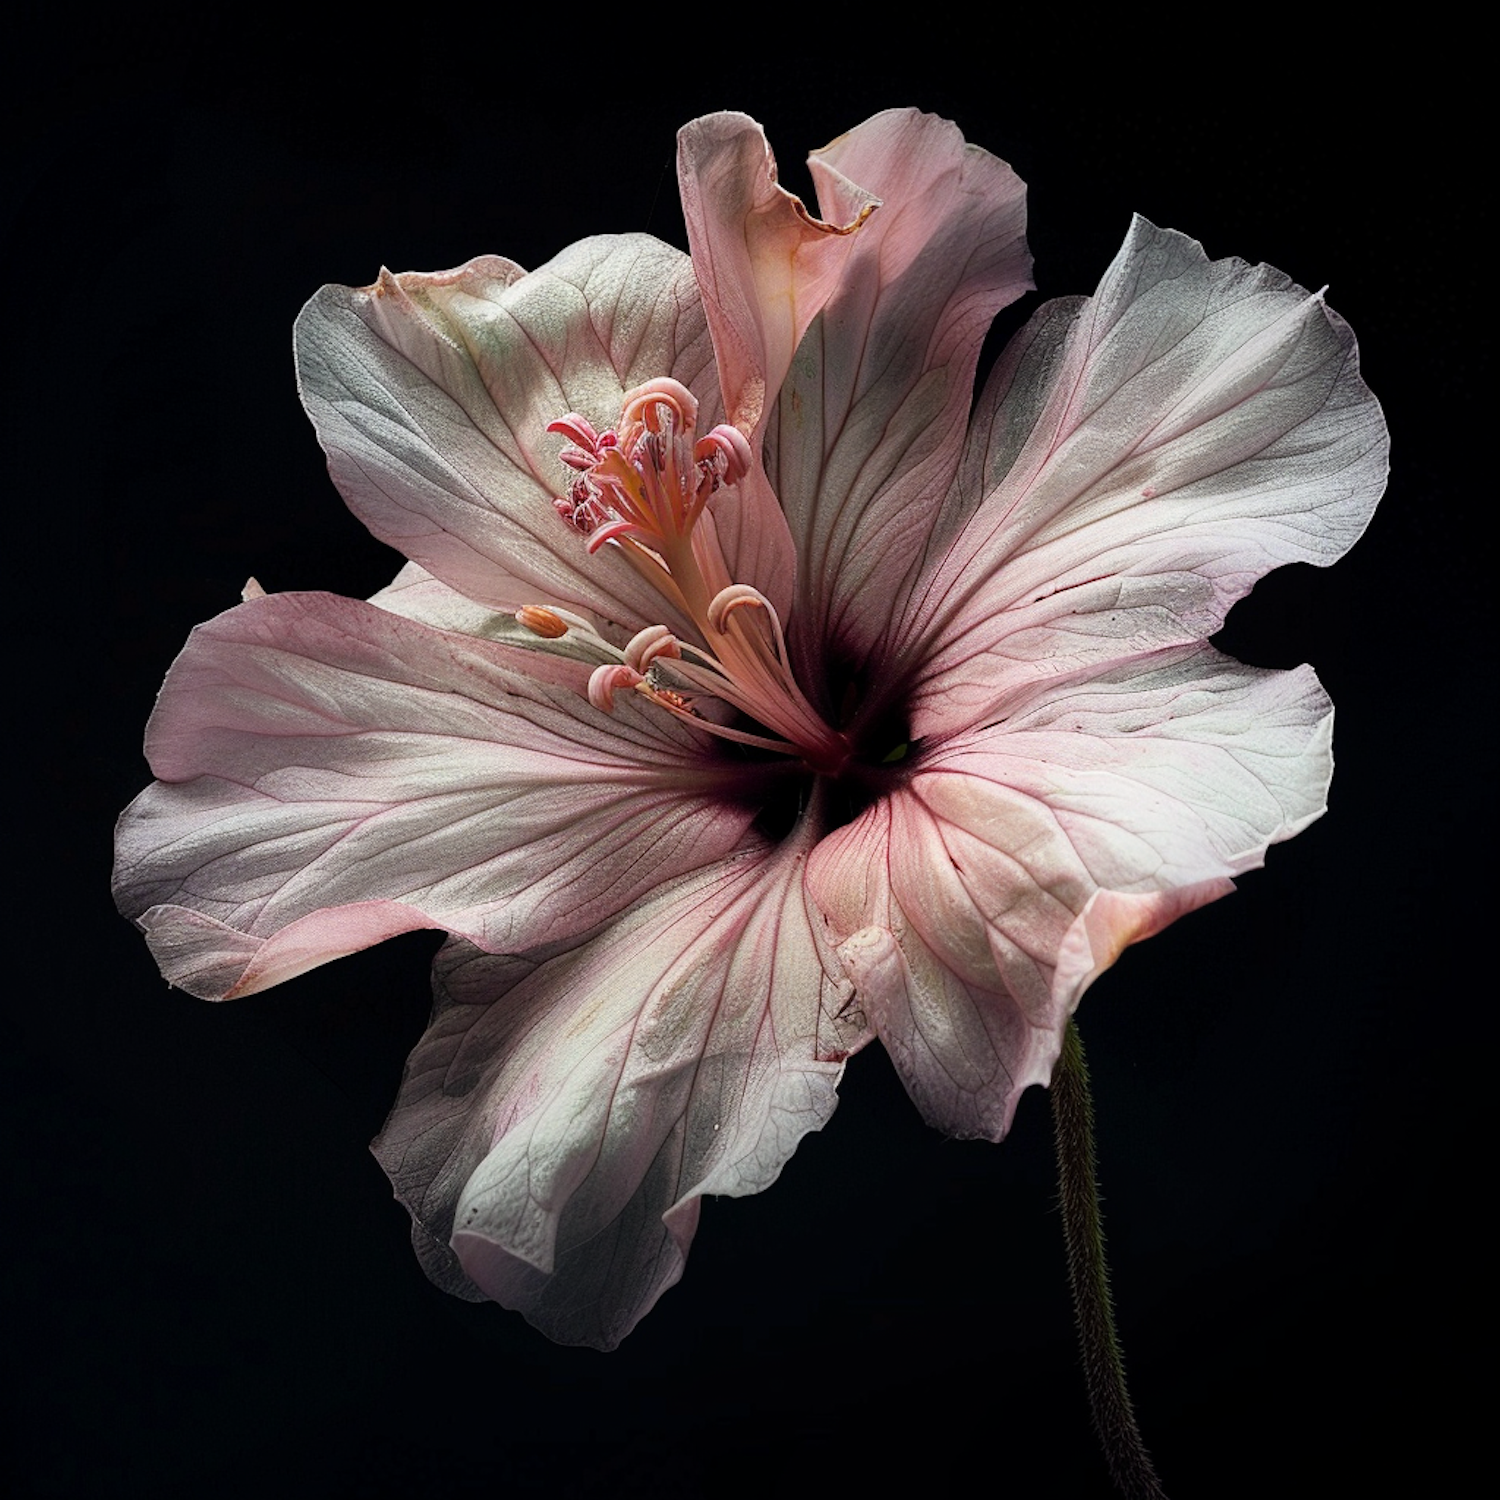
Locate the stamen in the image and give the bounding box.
[648,703,806,757]
[585,518,650,554]
[694,424,753,487]
[707,584,772,635]
[547,377,850,774]
[587,664,643,713]
[624,624,682,673]
[706,583,792,669]
[548,379,729,557]
[620,377,698,434]
[548,415,602,467]
[515,606,569,639]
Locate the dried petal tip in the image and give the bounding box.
[241,577,267,602]
[515,606,569,639]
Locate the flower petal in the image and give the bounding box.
[371,831,871,1349]
[294,240,717,636]
[809,645,1327,1137]
[368,560,617,663]
[766,110,1031,693]
[677,113,876,439]
[368,559,520,636]
[812,802,1076,1143]
[676,114,879,617]
[113,592,755,999]
[898,216,1387,737]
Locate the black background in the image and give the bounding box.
[9,40,1478,1499]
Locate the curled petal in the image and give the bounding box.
[767,109,1032,696]
[677,111,880,616]
[677,112,875,438]
[1054,885,1231,1005]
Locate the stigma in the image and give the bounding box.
[548,378,752,555]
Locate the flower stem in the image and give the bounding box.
[1051,1019,1169,1499]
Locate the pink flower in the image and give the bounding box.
[113,110,1386,1349]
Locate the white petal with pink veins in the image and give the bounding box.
[676,113,878,616]
[372,827,871,1349]
[811,798,1074,1142]
[677,112,876,441]
[114,593,754,998]
[295,240,718,638]
[899,216,1387,736]
[810,646,1329,1138]
[935,645,1335,891]
[768,109,1031,691]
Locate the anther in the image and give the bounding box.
[620,377,698,434]
[695,424,753,488]
[706,584,773,633]
[624,624,682,672]
[515,606,569,639]
[547,413,604,462]
[588,663,643,713]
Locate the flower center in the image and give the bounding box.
[541,379,849,775]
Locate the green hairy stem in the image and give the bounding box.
[1051,1020,1169,1500]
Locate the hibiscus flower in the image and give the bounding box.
[113,109,1386,1351]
